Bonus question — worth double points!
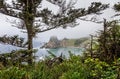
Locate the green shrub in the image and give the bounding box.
[0,67,28,79]
[84,58,117,79]
[0,54,120,79]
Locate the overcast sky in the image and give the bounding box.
[36,0,120,42]
[0,0,120,42]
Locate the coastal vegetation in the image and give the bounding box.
[0,0,108,64]
[0,20,120,79]
[0,52,120,79]
[0,0,120,79]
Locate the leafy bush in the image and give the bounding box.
[0,67,28,79]
[84,58,118,79]
[0,53,120,79]
[59,55,89,79]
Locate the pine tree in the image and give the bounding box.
[113,2,120,17]
[0,0,108,64]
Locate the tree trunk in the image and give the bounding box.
[25,0,34,65]
[25,20,33,64]
[90,35,93,58]
[27,30,33,64]
[27,28,33,50]
[0,0,3,8]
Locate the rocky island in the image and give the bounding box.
[42,36,89,48]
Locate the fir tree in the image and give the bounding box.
[0,0,108,64]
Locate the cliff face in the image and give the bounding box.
[43,36,60,48]
[42,36,89,48]
[60,39,68,47]
[44,41,60,48]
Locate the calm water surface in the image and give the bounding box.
[35,47,84,60]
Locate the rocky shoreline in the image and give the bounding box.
[41,36,89,49]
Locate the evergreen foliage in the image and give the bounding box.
[0,49,37,67]
[86,20,120,63]
[0,35,25,47]
[1,1,120,79]
[0,54,120,79]
[114,2,120,11]
[0,0,109,64]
